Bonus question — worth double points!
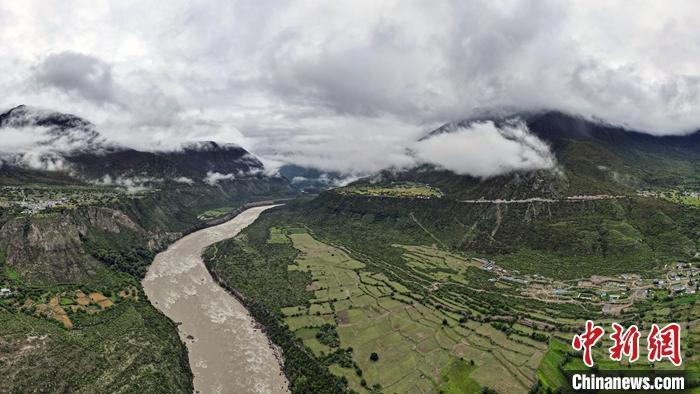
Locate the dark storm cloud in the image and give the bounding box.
[34,51,117,105]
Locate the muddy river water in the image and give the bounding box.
[143,205,289,394]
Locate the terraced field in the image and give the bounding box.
[275,232,549,392]
[335,183,444,199]
[204,207,700,393]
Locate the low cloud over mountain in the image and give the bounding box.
[412,121,555,178]
[1,1,699,178]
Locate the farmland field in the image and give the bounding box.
[204,202,700,393]
[197,206,234,220]
[335,182,444,199]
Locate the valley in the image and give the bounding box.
[197,112,700,391]
[1,108,700,393]
[0,107,298,393]
[203,195,700,393]
[4,3,699,392]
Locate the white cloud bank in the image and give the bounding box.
[412,122,555,178]
[203,171,236,186]
[0,1,698,178]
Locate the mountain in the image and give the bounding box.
[66,141,265,184]
[368,111,700,199]
[0,104,103,148]
[0,105,296,283]
[201,113,700,393]
[278,164,353,193]
[0,106,297,392]
[304,110,700,276]
[0,105,283,188]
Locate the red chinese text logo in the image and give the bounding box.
[572,320,605,367]
[609,323,640,363]
[647,323,682,366]
[572,321,682,367]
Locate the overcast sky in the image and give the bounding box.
[1,1,699,176]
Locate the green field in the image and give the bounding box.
[662,190,700,208]
[285,232,552,392]
[336,182,444,199]
[204,200,700,393]
[268,227,290,244]
[197,206,235,220]
[205,222,559,393]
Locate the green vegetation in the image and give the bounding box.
[336,182,444,199]
[204,192,700,393]
[660,190,700,208]
[0,178,297,392]
[437,358,481,393]
[205,217,554,392]
[0,299,192,393]
[269,227,290,244]
[84,227,156,279]
[4,266,21,283]
[197,206,234,220]
[295,193,700,280]
[535,340,570,391]
[204,224,347,393]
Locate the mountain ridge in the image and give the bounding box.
[360,111,700,199]
[0,105,274,186]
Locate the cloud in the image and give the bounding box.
[0,1,698,177]
[92,174,159,193]
[412,121,555,178]
[173,176,194,185]
[203,171,235,185]
[0,105,109,172]
[34,51,117,104]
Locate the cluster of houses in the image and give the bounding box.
[472,255,699,314]
[18,198,66,214]
[0,185,127,216]
[474,257,532,286]
[654,261,698,295]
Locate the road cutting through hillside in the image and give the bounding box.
[143,205,289,394]
[458,195,627,203]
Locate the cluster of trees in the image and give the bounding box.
[315,324,340,348]
[491,321,550,343]
[244,299,349,393]
[203,216,349,393]
[88,246,154,278]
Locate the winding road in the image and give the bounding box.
[143,205,289,394]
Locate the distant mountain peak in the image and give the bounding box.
[0,106,277,186]
[1,104,95,131]
[0,104,104,149]
[178,140,242,152]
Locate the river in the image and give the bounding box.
[142,205,289,394]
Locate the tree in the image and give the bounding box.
[370,352,379,362]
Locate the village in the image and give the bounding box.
[473,257,699,315]
[0,185,125,215]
